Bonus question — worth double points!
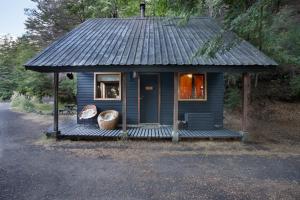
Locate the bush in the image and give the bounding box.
[10,92,25,107]
[225,87,241,110]
[31,96,41,104]
[21,98,35,112]
[10,92,35,112]
[290,76,300,99]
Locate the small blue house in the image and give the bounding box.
[25,6,277,141]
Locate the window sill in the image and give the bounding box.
[178,99,207,102]
[94,98,122,101]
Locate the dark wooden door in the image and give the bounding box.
[140,74,159,123]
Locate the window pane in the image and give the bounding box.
[179,73,206,100]
[96,74,119,82]
[194,74,205,99]
[95,74,120,99]
[179,74,192,99]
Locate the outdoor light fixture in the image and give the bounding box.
[132,71,137,79]
[67,73,74,80]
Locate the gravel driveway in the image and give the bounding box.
[0,103,299,200]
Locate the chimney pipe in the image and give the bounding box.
[140,1,145,18]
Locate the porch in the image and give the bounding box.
[56,123,242,140]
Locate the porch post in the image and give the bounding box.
[122,72,127,132]
[53,72,60,136]
[172,72,179,142]
[242,72,251,141]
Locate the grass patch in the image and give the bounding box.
[10,92,69,115]
[34,103,53,114]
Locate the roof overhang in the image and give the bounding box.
[24,64,277,73]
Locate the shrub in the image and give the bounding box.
[290,76,300,99]
[225,87,241,110]
[21,98,35,112]
[10,92,25,108]
[10,92,35,112]
[31,96,41,104]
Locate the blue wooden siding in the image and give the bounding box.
[160,73,174,125]
[77,72,121,124]
[77,72,224,128]
[127,73,138,124]
[178,73,224,128]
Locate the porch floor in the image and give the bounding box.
[57,124,242,140]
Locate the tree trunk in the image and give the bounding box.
[255,73,259,88]
[258,4,263,51]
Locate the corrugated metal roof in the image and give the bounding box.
[25,17,277,69]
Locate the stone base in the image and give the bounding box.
[45,130,61,138]
[241,131,249,143]
[172,131,179,143]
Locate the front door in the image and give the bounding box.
[140,74,159,123]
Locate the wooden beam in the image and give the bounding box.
[122,72,127,132]
[242,72,251,138]
[172,72,179,142]
[53,72,60,136]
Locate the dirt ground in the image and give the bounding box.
[0,102,300,200]
[224,100,300,145]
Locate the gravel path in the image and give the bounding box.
[0,103,299,200]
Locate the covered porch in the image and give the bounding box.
[46,70,250,142]
[57,123,242,140]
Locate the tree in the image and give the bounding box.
[25,0,83,47]
[0,36,52,100]
[25,0,142,47]
[0,36,18,100]
[14,37,53,99]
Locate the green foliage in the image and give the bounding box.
[263,8,300,65]
[290,76,300,98]
[16,69,52,99]
[0,36,52,100]
[59,75,77,103]
[195,0,300,67]
[10,92,55,114]
[225,87,241,110]
[34,103,53,114]
[26,0,144,46]
[10,92,35,112]
[0,36,18,100]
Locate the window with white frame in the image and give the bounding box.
[94,73,121,100]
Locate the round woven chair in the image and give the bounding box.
[78,105,97,122]
[97,110,119,130]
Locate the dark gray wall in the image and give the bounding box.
[160,73,174,125]
[77,72,122,124]
[77,72,224,128]
[179,73,224,128]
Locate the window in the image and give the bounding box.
[94,73,121,100]
[178,73,206,101]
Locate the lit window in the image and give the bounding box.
[179,73,206,100]
[94,73,121,100]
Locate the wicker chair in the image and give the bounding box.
[78,105,97,124]
[97,110,119,130]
